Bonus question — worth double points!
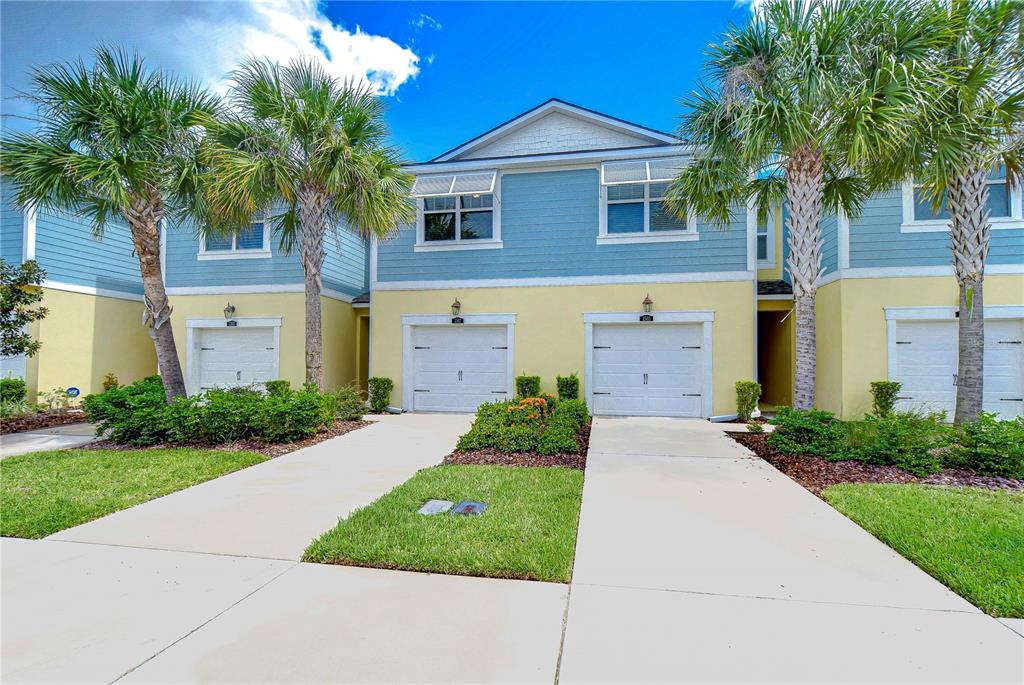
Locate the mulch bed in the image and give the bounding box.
[729,432,1024,496]
[1,409,88,434]
[85,419,371,458]
[442,422,591,470]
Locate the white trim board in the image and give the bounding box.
[373,270,755,292]
[400,313,516,411]
[22,205,37,261]
[185,316,282,396]
[166,284,354,302]
[43,280,143,302]
[816,264,1024,288]
[407,145,691,175]
[583,310,714,419]
[884,305,1024,321]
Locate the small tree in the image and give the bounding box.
[0,258,48,359]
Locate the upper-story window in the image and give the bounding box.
[410,171,502,252]
[902,166,1023,232]
[198,218,270,260]
[599,159,697,244]
[756,210,776,267]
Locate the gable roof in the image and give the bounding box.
[429,98,680,163]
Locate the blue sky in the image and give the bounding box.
[1,1,749,162]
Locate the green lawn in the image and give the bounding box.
[304,465,584,582]
[1,448,268,538]
[823,484,1024,617]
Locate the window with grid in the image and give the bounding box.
[203,219,268,254]
[411,171,498,245]
[601,159,692,237]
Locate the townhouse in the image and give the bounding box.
[2,99,1021,420]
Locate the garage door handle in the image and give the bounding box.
[593,391,611,395]
[895,341,912,345]
[681,346,701,349]
[643,373,648,385]
[491,390,507,394]
[897,396,912,400]
[414,389,430,393]
[414,346,430,350]
[593,346,611,349]
[458,370,463,381]
[492,346,507,350]
[200,347,214,350]
[1001,398,1024,402]
[998,340,1022,344]
[682,393,701,397]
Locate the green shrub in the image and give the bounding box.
[1,398,33,418]
[515,375,541,398]
[193,388,263,444]
[869,381,902,418]
[553,398,590,432]
[264,380,291,397]
[493,425,539,452]
[329,385,364,421]
[556,373,580,400]
[455,397,590,455]
[1,377,27,403]
[256,387,333,442]
[735,381,761,421]
[367,377,393,413]
[747,421,764,434]
[537,423,578,454]
[945,413,1024,479]
[842,411,948,476]
[768,407,844,458]
[83,375,168,445]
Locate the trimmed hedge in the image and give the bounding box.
[945,413,1024,479]
[556,373,580,400]
[515,375,541,398]
[83,375,357,446]
[368,377,393,413]
[457,396,590,455]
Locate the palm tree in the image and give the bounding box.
[1,47,218,401]
[203,58,413,389]
[876,0,1023,423]
[669,0,946,410]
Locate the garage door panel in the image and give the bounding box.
[983,320,1023,419]
[197,327,276,392]
[411,326,509,413]
[592,323,705,418]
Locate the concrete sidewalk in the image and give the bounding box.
[0,422,96,458]
[558,417,1023,683]
[49,413,472,559]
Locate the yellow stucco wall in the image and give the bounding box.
[370,280,756,416]
[817,274,1024,419]
[168,293,360,392]
[30,288,157,400]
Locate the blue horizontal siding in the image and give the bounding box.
[166,217,368,296]
[849,187,1024,268]
[820,213,838,275]
[1,181,23,264]
[35,206,142,294]
[376,169,747,282]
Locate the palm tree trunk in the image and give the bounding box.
[947,164,991,424]
[785,143,825,411]
[298,185,328,390]
[124,199,186,401]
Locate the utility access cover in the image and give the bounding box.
[417,499,454,516]
[452,500,488,516]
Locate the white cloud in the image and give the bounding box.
[176,0,420,95]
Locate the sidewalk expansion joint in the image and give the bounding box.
[44,537,296,563]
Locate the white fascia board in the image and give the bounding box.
[817,264,1024,289]
[433,101,679,162]
[406,145,691,175]
[372,271,755,292]
[166,284,353,302]
[22,205,37,261]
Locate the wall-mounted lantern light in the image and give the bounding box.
[451,298,461,317]
[224,302,236,320]
[642,294,653,314]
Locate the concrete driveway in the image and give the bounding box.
[558,417,1023,683]
[0,422,96,458]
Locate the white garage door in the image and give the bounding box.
[891,319,1023,420]
[196,327,277,392]
[591,323,704,417]
[411,325,509,412]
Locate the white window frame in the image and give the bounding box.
[598,181,697,245]
[197,215,271,260]
[754,207,776,268]
[901,177,1024,233]
[414,172,503,252]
